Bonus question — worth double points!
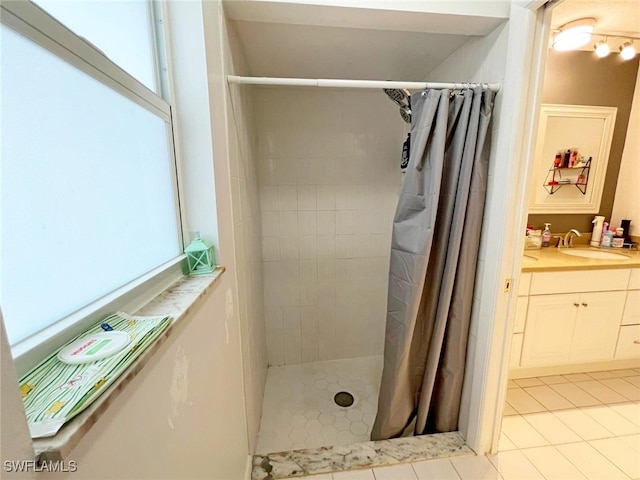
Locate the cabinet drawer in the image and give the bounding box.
[629,269,640,290]
[622,290,640,326]
[615,325,640,359]
[530,269,631,295]
[510,333,523,368]
[518,273,531,296]
[514,296,528,333]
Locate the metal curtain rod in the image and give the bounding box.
[227,75,500,92]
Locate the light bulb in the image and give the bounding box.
[620,42,636,60]
[594,40,610,58]
[553,18,596,51]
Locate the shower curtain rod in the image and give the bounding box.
[227,75,500,92]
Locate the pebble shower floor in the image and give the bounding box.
[256,356,383,454]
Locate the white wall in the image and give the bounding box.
[254,88,405,365]
[222,15,269,454]
[611,67,640,236]
[1,2,253,479]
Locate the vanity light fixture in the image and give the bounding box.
[553,18,596,51]
[619,41,636,60]
[594,40,610,58]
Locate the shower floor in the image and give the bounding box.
[256,355,383,454]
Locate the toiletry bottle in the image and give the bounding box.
[563,149,571,168]
[554,152,562,168]
[602,228,614,248]
[621,219,632,246]
[542,223,551,247]
[591,216,605,247]
[613,228,624,248]
[601,222,609,245]
[569,149,577,167]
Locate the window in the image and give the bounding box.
[0,1,183,359]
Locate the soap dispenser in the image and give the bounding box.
[591,216,605,247]
[542,223,551,247]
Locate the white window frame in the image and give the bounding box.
[1,0,188,377]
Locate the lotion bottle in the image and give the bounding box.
[542,223,551,247]
[590,216,605,247]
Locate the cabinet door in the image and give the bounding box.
[514,296,528,333]
[510,333,524,368]
[570,291,626,362]
[622,290,640,326]
[521,294,578,367]
[615,325,640,358]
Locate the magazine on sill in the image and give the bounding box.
[19,312,172,438]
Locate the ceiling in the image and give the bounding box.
[231,21,471,81]
[551,0,640,49]
[225,1,508,81]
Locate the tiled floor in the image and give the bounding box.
[284,368,640,479]
[256,355,383,454]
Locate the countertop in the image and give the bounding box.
[522,246,640,272]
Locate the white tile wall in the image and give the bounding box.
[255,88,405,364]
[226,76,268,454]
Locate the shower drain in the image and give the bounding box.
[334,391,354,408]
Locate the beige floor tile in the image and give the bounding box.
[540,375,570,385]
[297,475,333,480]
[334,469,375,480]
[501,416,549,449]
[524,385,575,411]
[550,383,601,407]
[521,446,587,479]
[555,442,629,480]
[412,459,460,480]
[514,378,544,388]
[498,432,517,451]
[590,436,640,478]
[600,378,640,401]
[618,433,640,453]
[623,375,640,387]
[611,369,639,378]
[563,373,593,382]
[588,370,619,380]
[552,409,614,440]
[609,403,640,427]
[506,388,546,414]
[522,412,582,445]
[581,405,640,436]
[372,464,417,480]
[507,380,519,389]
[450,456,502,480]
[488,451,544,480]
[503,403,518,416]
[574,380,628,404]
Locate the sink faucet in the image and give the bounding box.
[562,229,581,248]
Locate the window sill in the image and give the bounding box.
[31,266,226,463]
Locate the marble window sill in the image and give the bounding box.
[32,266,226,463]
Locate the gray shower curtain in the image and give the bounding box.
[371,86,495,440]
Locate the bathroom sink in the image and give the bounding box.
[559,249,630,260]
[522,255,538,263]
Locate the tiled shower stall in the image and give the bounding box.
[251,87,407,451]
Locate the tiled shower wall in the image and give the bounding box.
[254,88,406,365]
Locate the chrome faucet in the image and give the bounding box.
[562,229,581,248]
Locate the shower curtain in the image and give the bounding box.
[371,86,495,440]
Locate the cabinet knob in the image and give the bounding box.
[573,302,580,307]
[634,340,640,345]
[581,302,588,307]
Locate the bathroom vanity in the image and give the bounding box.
[510,248,640,378]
